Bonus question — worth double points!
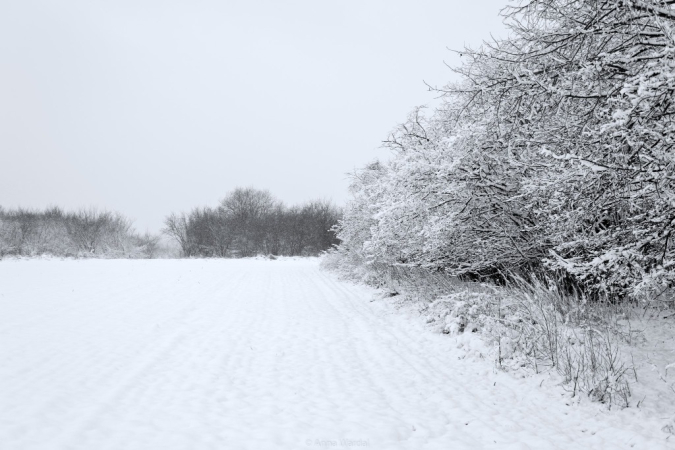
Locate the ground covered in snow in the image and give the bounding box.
[0,258,672,449]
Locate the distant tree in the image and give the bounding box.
[163,212,193,257]
[0,205,155,258]
[219,188,278,256]
[303,200,342,252]
[163,188,342,258]
[65,209,127,254]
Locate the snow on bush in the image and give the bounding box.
[0,207,161,259]
[332,0,675,301]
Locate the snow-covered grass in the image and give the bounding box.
[1,258,674,449]
[322,254,675,439]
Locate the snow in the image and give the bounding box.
[0,258,672,449]
[622,312,675,436]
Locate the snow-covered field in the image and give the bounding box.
[0,258,672,449]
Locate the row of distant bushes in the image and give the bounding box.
[0,206,162,258]
[163,187,341,257]
[0,188,342,259]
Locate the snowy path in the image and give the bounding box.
[0,259,671,450]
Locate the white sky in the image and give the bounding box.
[0,0,507,233]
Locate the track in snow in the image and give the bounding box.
[0,258,670,449]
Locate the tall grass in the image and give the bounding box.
[322,251,637,408]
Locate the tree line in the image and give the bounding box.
[331,0,675,301]
[0,188,341,259]
[163,187,341,257]
[0,206,160,258]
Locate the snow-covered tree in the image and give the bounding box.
[335,0,675,299]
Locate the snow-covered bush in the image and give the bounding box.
[0,217,21,256]
[324,3,675,407]
[333,0,675,301]
[0,206,160,259]
[492,0,675,300]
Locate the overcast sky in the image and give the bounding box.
[0,0,507,232]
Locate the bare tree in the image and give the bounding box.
[164,188,342,258]
[219,188,278,257]
[0,206,152,258]
[162,212,193,257]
